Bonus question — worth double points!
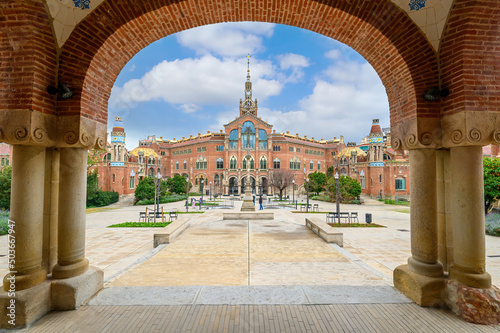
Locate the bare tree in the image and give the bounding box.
[268,170,295,200]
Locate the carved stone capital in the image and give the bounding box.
[56,116,107,149]
[0,110,56,146]
[442,111,500,148]
[391,117,442,150]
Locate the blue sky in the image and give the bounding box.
[109,23,390,150]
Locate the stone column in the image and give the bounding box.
[449,146,491,288]
[3,145,47,291]
[407,148,443,277]
[436,149,453,272]
[52,148,89,279]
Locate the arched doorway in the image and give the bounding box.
[228,177,238,195]
[240,176,256,194]
[3,0,500,327]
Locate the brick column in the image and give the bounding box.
[2,145,47,291]
[52,148,89,279]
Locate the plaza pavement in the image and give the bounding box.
[2,195,500,332]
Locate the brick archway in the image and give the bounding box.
[57,0,439,148]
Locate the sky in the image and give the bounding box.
[108,22,390,150]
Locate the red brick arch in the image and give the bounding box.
[58,0,439,127]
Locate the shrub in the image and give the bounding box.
[0,210,9,235]
[87,191,119,207]
[0,166,11,210]
[485,213,500,237]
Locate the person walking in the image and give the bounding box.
[259,195,263,210]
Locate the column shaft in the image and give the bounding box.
[3,145,47,291]
[449,146,491,288]
[52,148,89,279]
[407,149,443,277]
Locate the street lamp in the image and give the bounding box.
[292,179,295,209]
[156,172,162,214]
[200,179,204,210]
[210,181,212,201]
[335,172,340,224]
[306,177,310,213]
[185,176,189,212]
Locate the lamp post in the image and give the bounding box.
[335,172,340,224]
[306,177,310,213]
[156,172,161,214]
[200,179,204,210]
[185,176,189,213]
[210,181,212,201]
[292,179,295,209]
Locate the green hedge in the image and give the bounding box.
[87,191,119,208]
[136,194,187,206]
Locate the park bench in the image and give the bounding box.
[300,204,312,212]
[139,211,146,222]
[326,212,337,223]
[169,211,178,222]
[350,212,359,223]
[339,212,350,223]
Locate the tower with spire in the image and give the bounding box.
[239,54,258,116]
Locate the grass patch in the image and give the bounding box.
[391,208,410,214]
[380,199,410,206]
[327,223,385,228]
[86,207,120,214]
[486,213,500,237]
[108,222,171,228]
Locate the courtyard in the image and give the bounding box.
[2,196,500,331]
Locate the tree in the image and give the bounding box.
[0,166,12,210]
[268,170,295,200]
[166,174,187,194]
[484,157,500,214]
[135,176,168,202]
[326,166,335,179]
[308,171,327,195]
[326,175,361,203]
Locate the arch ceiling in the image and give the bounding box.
[47,0,454,51]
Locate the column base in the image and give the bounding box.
[0,267,103,329]
[51,266,103,310]
[445,280,500,325]
[449,266,492,289]
[408,257,444,278]
[241,201,256,211]
[0,280,51,329]
[52,258,89,279]
[394,264,445,306]
[3,268,47,292]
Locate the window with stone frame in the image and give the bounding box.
[310,160,314,170]
[229,129,238,149]
[216,158,224,169]
[230,156,237,170]
[183,160,187,170]
[176,161,179,170]
[395,178,406,190]
[273,158,281,169]
[260,156,267,170]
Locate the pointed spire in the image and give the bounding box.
[247,54,251,81]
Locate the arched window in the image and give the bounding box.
[241,121,256,149]
[273,158,281,169]
[260,156,267,170]
[258,129,268,149]
[196,156,207,170]
[216,158,224,169]
[103,153,111,162]
[360,176,365,189]
[379,174,382,183]
[230,156,237,170]
[183,160,187,170]
[175,161,179,170]
[229,129,238,149]
[148,168,155,177]
[112,173,116,183]
[289,156,300,170]
[242,156,255,170]
[310,160,314,170]
[318,161,321,170]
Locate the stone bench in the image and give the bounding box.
[153,216,190,248]
[306,218,343,247]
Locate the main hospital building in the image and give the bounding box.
[96,63,413,199]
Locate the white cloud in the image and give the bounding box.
[110,55,284,112]
[325,49,342,60]
[257,61,389,143]
[176,22,275,57]
[277,53,310,69]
